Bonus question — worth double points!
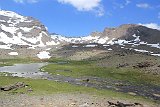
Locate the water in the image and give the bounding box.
[0,63,50,78]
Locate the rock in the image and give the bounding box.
[69,102,76,106]
[117,63,129,68]
[153,93,160,97]
[133,61,153,68]
[79,103,89,107]
[107,101,137,107]
[0,82,26,91]
[114,83,125,86]
[27,88,33,92]
[128,92,137,96]
[82,79,89,82]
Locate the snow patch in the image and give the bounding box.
[0,19,6,22]
[114,39,129,46]
[151,54,160,56]
[108,48,112,51]
[20,27,32,32]
[134,49,149,53]
[103,44,109,47]
[45,48,51,51]
[139,41,147,45]
[72,45,79,48]
[97,37,108,44]
[0,10,25,19]
[107,38,115,45]
[147,43,160,49]
[133,34,140,42]
[0,24,17,34]
[8,52,18,55]
[84,44,97,47]
[0,45,11,49]
[37,51,51,59]
[27,46,35,49]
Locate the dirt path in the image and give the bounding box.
[0,93,159,107]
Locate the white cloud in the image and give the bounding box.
[139,23,160,30]
[14,0,24,3]
[57,0,104,16]
[113,0,131,9]
[94,5,104,16]
[125,0,131,5]
[14,0,38,3]
[136,3,150,9]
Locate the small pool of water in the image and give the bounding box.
[0,63,50,78]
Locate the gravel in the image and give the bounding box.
[0,93,159,107]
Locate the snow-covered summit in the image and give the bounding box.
[0,10,26,19]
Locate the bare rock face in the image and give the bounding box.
[103,24,137,38]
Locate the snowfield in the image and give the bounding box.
[8,52,18,56]
[37,51,51,59]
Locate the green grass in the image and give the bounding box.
[0,76,156,104]
[42,60,160,86]
[0,58,42,67]
[0,72,12,76]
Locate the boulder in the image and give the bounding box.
[0,82,26,91]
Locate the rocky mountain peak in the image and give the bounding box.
[103,24,138,39]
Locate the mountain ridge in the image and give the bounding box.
[0,10,160,59]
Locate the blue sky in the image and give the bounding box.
[0,0,160,37]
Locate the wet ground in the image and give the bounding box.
[0,63,49,78]
[0,63,160,101]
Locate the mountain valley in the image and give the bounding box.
[0,10,160,107]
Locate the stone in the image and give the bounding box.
[0,82,26,91]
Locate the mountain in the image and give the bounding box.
[0,10,159,59]
[0,10,57,50]
[51,24,160,45]
[51,24,160,56]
